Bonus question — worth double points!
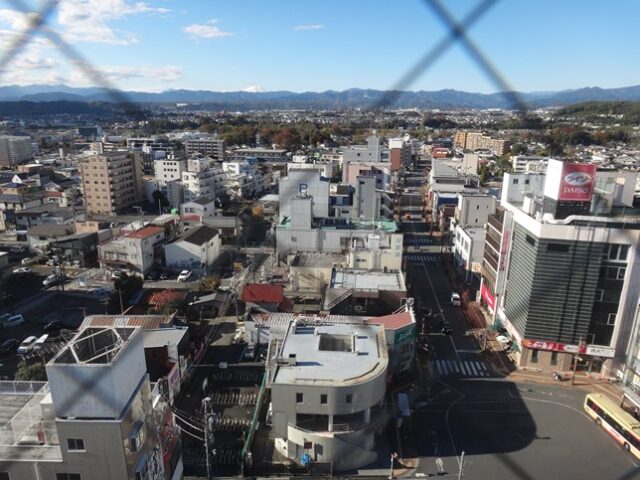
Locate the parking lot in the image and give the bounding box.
[0,291,108,379]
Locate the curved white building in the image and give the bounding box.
[267,320,388,471]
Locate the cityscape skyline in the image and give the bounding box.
[0,0,637,93]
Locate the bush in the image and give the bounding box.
[15,361,47,381]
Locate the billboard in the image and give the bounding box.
[522,339,615,358]
[480,284,496,311]
[558,163,597,201]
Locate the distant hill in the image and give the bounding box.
[2,84,640,110]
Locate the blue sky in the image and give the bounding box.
[0,0,637,93]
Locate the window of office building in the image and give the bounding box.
[321,394,328,404]
[296,392,303,403]
[346,394,353,404]
[56,474,81,480]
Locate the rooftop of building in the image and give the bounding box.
[365,310,414,331]
[234,147,287,154]
[175,224,218,245]
[125,225,164,239]
[17,203,74,216]
[0,382,61,461]
[186,196,215,206]
[51,326,138,365]
[330,268,405,291]
[272,322,387,386]
[142,327,188,350]
[278,216,398,233]
[242,284,285,304]
[290,251,346,268]
[27,223,75,237]
[81,314,174,330]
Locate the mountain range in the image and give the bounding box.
[1,84,640,110]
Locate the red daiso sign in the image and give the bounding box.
[558,163,596,201]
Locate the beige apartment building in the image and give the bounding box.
[81,152,143,216]
[455,131,509,155]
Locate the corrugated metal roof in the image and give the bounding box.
[81,314,173,330]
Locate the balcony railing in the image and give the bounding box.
[487,215,503,233]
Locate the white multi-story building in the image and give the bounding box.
[511,155,548,174]
[481,159,640,375]
[154,158,186,187]
[0,135,33,166]
[267,320,388,470]
[183,137,225,162]
[279,169,330,221]
[98,225,165,273]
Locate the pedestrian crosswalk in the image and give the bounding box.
[433,359,491,377]
[405,254,438,263]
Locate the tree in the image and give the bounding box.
[152,189,169,208]
[15,361,47,381]
[200,275,221,292]
[114,273,144,304]
[511,143,528,155]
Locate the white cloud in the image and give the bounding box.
[65,64,182,86]
[57,0,171,45]
[184,19,233,39]
[241,85,264,93]
[293,24,324,31]
[103,65,182,82]
[0,9,33,31]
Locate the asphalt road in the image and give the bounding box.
[404,249,636,479]
[410,378,635,479]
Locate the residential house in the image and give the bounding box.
[164,225,221,270]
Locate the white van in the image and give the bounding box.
[34,334,49,350]
[17,336,38,354]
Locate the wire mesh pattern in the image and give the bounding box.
[2,2,637,480]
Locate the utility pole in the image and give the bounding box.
[202,397,212,480]
[572,335,584,386]
[118,289,124,314]
[458,450,465,479]
[389,452,397,479]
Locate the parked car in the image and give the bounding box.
[43,274,58,287]
[93,286,113,297]
[12,267,32,275]
[9,246,26,254]
[17,336,38,354]
[440,321,453,335]
[21,257,36,266]
[0,338,19,355]
[450,292,462,307]
[160,270,171,280]
[145,269,161,281]
[177,270,192,282]
[2,314,24,327]
[0,313,11,324]
[34,334,49,350]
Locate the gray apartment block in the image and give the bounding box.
[0,327,182,480]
